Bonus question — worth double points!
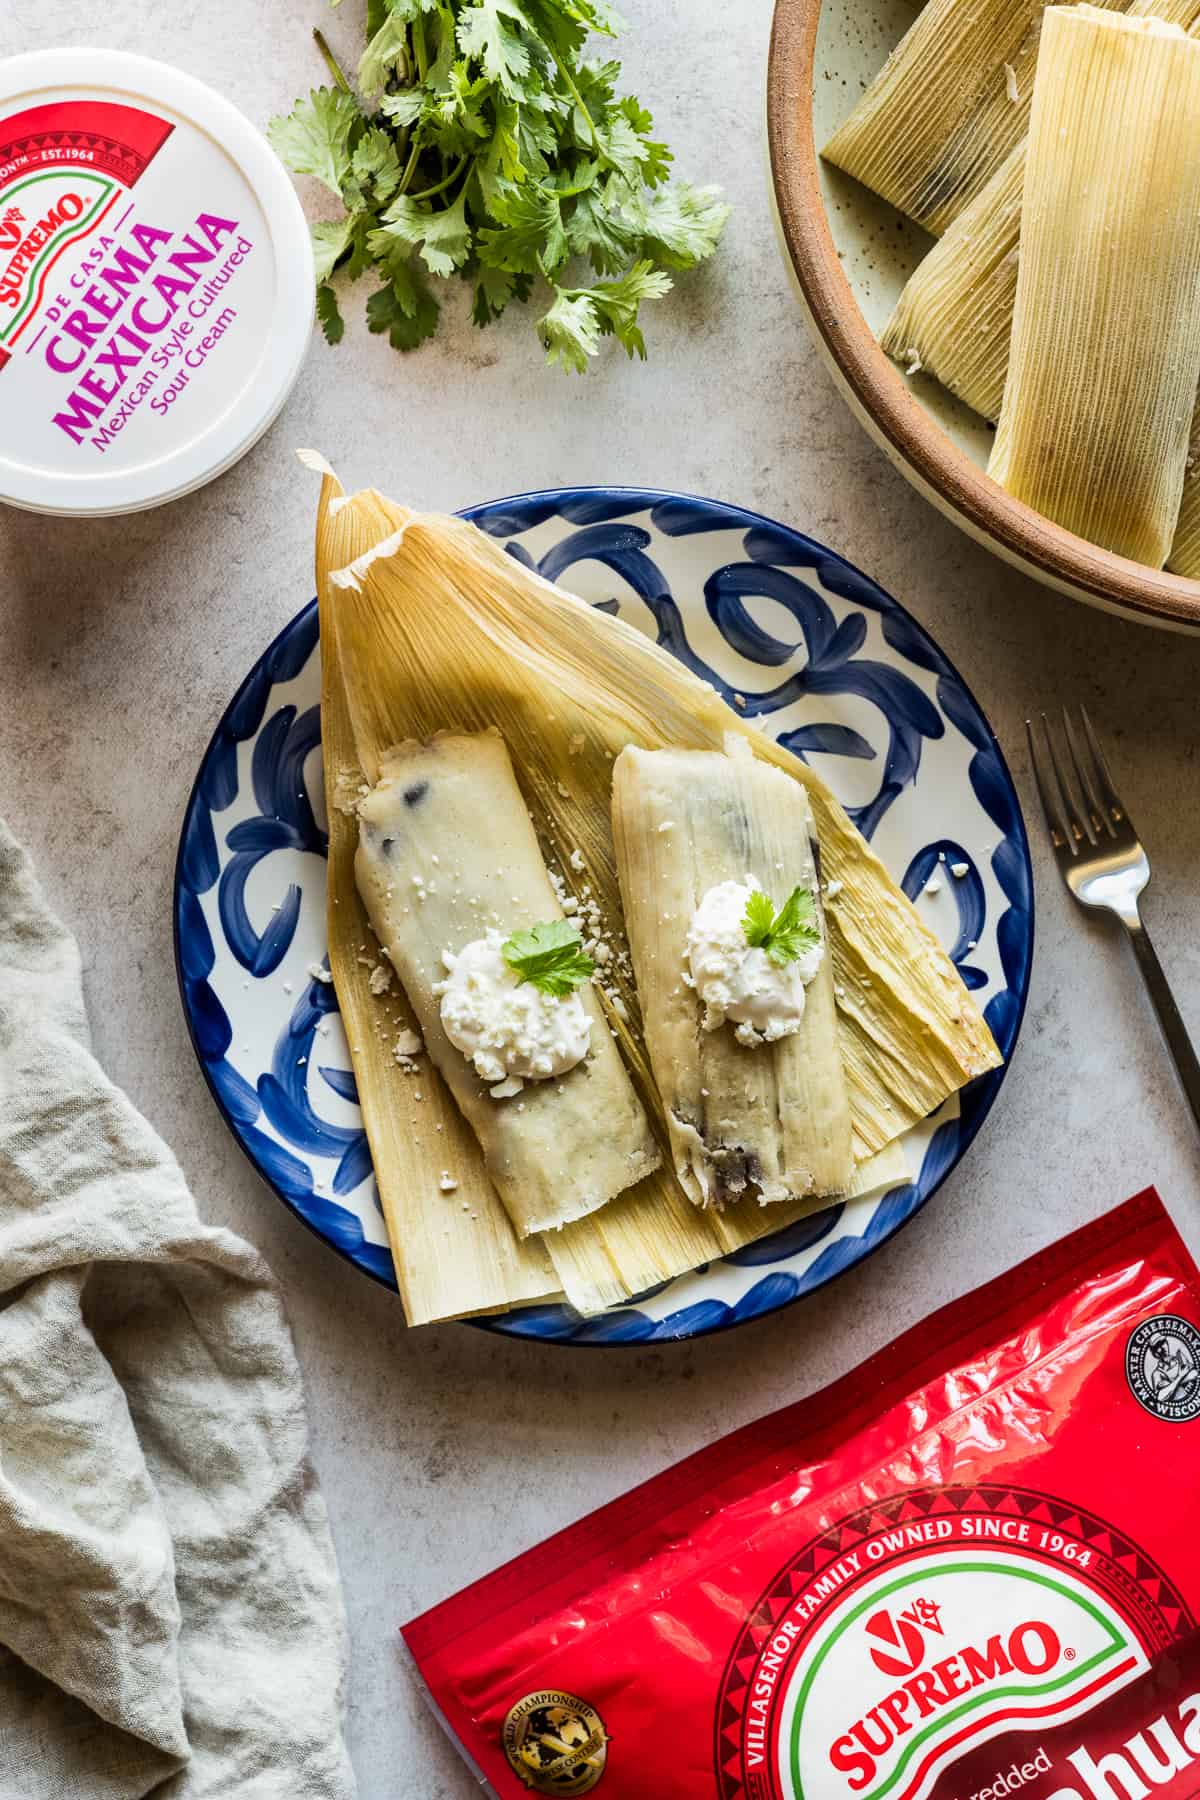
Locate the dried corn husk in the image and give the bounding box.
[314,470,999,1316]
[1169,403,1200,576]
[990,6,1200,567]
[822,0,1124,238]
[311,459,558,1323]
[612,744,853,1209]
[881,0,1200,423]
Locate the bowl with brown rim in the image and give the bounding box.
[767,0,1200,633]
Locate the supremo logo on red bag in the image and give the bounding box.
[715,1486,1191,1800]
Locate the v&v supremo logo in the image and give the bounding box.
[713,1493,1188,1800]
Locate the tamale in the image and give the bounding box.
[881,0,1200,423]
[317,478,999,1315]
[612,744,853,1209]
[883,141,1024,422]
[822,0,1124,238]
[308,457,558,1323]
[354,731,660,1238]
[990,6,1200,567]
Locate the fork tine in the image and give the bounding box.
[1079,704,1130,831]
[1025,716,1076,856]
[1062,706,1109,841]
[1041,711,1092,850]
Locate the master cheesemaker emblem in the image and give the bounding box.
[1126,1314,1200,1422]
[502,1690,608,1794]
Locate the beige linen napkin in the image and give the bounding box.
[0,820,357,1799]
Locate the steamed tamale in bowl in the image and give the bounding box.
[767,0,1200,632]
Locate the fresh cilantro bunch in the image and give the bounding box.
[742,886,821,967]
[502,919,595,994]
[268,0,730,371]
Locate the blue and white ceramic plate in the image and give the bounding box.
[174,487,1032,1344]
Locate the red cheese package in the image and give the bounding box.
[404,1190,1200,1800]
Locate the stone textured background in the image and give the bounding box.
[3,4,1200,1795]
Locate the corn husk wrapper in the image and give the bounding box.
[881,0,1200,424]
[311,462,558,1324]
[313,467,999,1317]
[990,6,1200,567]
[822,0,1125,238]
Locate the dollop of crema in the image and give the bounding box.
[686,874,823,1047]
[435,930,591,1097]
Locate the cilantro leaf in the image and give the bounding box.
[457,0,533,92]
[269,87,362,198]
[373,187,473,277]
[538,287,602,370]
[478,187,567,274]
[625,181,731,269]
[316,283,346,345]
[502,918,595,995]
[742,886,821,967]
[312,216,357,284]
[366,267,440,349]
[587,260,672,357]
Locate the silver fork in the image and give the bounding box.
[1026,706,1200,1134]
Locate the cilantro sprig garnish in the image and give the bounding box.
[502,919,595,995]
[742,886,821,968]
[269,2,730,370]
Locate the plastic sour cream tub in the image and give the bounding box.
[0,48,314,516]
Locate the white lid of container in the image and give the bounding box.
[0,48,313,516]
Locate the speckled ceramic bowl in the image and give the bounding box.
[767,0,1200,633]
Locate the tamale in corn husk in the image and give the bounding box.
[355,731,659,1237]
[612,744,853,1209]
[822,0,1124,238]
[314,471,999,1315]
[990,6,1200,567]
[311,460,558,1323]
[881,0,1200,424]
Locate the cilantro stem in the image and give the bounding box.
[312,28,352,95]
[545,41,610,169]
[412,16,429,83]
[406,155,469,202]
[397,137,424,196]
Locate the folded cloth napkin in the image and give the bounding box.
[0,820,357,1799]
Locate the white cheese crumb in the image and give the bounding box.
[904,347,922,377]
[924,876,942,896]
[568,848,586,872]
[1003,61,1018,104]
[950,861,970,879]
[438,1172,458,1193]
[307,962,334,984]
[825,878,843,899]
[658,819,675,833]
[368,962,393,995]
[557,781,571,799]
[490,1075,524,1100]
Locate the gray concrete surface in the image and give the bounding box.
[3,4,1200,1795]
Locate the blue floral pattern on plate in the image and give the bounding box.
[173,488,1033,1343]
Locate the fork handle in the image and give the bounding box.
[1126,918,1200,1135]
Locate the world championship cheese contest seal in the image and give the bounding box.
[502,1690,609,1794]
[1126,1314,1200,1422]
